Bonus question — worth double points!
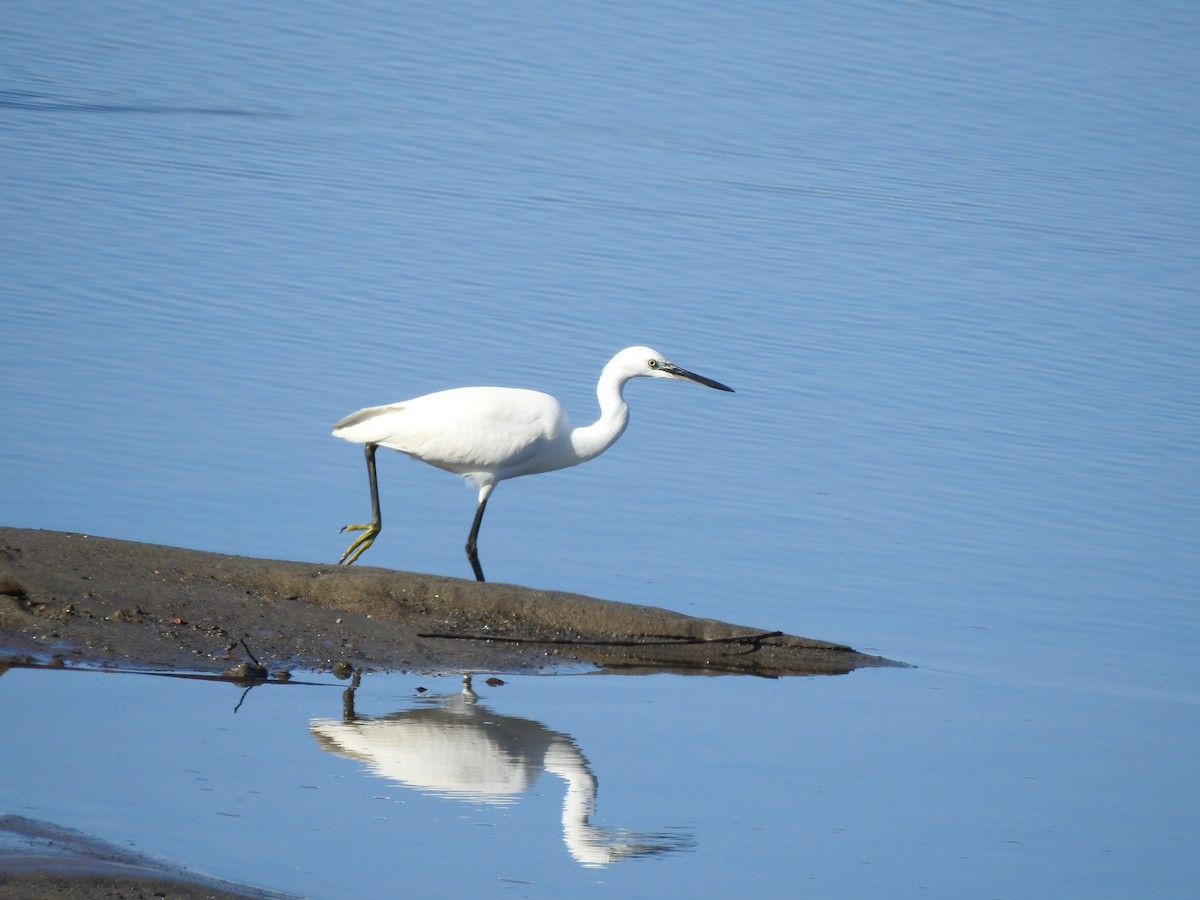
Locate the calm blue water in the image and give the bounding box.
[2,1,1198,897]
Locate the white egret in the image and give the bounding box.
[332,345,734,580]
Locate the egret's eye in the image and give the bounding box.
[647,359,659,369]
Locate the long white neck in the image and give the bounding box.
[569,359,631,463]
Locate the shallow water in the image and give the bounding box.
[5,663,1194,900]
[3,0,1199,897]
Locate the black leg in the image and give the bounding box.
[339,443,382,565]
[465,495,489,581]
[364,443,381,525]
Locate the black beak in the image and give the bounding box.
[664,362,735,392]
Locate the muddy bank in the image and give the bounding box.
[0,815,306,900]
[0,527,901,678]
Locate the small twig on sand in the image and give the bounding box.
[417,629,785,650]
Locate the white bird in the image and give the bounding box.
[332,346,733,580]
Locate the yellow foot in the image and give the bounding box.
[338,523,379,565]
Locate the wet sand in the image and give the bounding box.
[1,525,901,898]
[1,527,899,679]
[0,815,306,900]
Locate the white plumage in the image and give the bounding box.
[333,388,574,483]
[333,346,733,579]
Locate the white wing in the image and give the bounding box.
[333,387,572,476]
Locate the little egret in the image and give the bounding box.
[332,345,733,579]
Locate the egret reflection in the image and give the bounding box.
[310,678,694,867]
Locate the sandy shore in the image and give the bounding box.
[0,814,307,900]
[1,526,899,678]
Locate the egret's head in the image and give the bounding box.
[611,346,734,392]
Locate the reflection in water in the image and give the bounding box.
[310,678,694,867]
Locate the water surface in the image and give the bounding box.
[2,1,1198,897]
